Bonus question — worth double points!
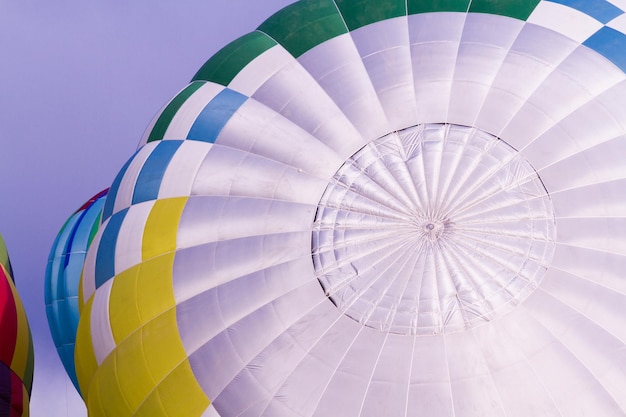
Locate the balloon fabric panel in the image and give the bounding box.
[0,239,33,417]
[71,0,626,415]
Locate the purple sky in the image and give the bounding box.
[0,1,294,415]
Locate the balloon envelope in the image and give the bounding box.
[45,189,108,394]
[76,1,626,416]
[0,234,34,417]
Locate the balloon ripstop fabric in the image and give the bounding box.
[69,0,626,416]
[0,235,34,417]
[45,189,108,393]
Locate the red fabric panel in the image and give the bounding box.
[0,269,18,366]
[10,370,23,417]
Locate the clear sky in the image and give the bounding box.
[0,1,294,415]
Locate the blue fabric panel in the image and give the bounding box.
[103,154,136,221]
[131,140,182,205]
[584,27,626,72]
[187,88,248,143]
[58,343,79,391]
[45,304,63,361]
[64,197,105,269]
[95,208,128,289]
[44,214,79,305]
[547,0,623,23]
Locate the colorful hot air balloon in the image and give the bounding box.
[45,189,108,394]
[1,234,34,417]
[75,0,626,415]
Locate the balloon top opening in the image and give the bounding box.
[312,123,556,335]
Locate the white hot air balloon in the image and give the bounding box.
[75,1,626,416]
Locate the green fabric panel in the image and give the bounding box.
[0,233,13,279]
[407,0,470,14]
[23,332,34,394]
[88,211,102,246]
[335,0,406,30]
[146,81,205,143]
[257,0,347,58]
[468,0,541,20]
[192,31,277,85]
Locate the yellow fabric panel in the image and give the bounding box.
[75,296,98,399]
[136,360,210,417]
[9,277,30,379]
[108,265,141,344]
[109,253,176,344]
[22,385,30,417]
[78,270,84,311]
[88,352,134,417]
[142,197,187,261]
[100,308,188,413]
[139,308,188,390]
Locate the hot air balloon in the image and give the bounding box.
[1,234,34,417]
[45,189,108,394]
[75,0,626,415]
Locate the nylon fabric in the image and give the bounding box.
[72,0,626,415]
[0,236,32,416]
[45,190,108,392]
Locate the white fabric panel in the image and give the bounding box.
[511,23,579,68]
[138,107,160,147]
[350,17,418,131]
[475,52,548,137]
[524,101,624,172]
[550,244,626,295]
[252,50,366,160]
[408,13,466,124]
[176,197,315,252]
[509,44,625,159]
[163,82,224,140]
[215,98,343,179]
[359,333,413,417]
[191,145,329,205]
[527,1,603,43]
[478,22,579,138]
[608,0,626,11]
[498,24,578,147]
[90,278,115,364]
[158,140,213,199]
[471,320,562,417]
[550,178,626,218]
[212,302,339,416]
[539,269,626,344]
[556,217,626,256]
[173,232,312,305]
[407,334,454,416]
[538,134,626,192]
[262,314,361,416]
[113,200,153,273]
[446,331,507,417]
[200,404,221,417]
[607,9,626,33]
[81,217,106,303]
[298,33,390,146]
[111,141,156,215]
[448,14,524,127]
[597,79,626,129]
[188,280,325,401]
[312,327,388,417]
[500,100,555,151]
[521,291,626,416]
[232,302,344,417]
[229,44,293,97]
[559,46,626,96]
[524,71,591,134]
